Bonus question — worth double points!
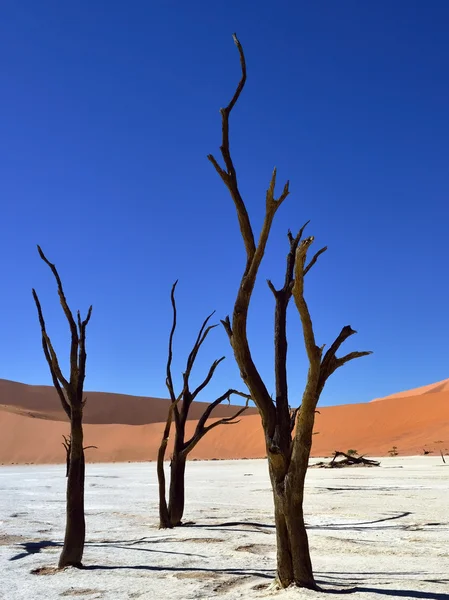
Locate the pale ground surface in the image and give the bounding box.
[0,457,448,600]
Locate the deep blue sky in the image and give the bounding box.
[1,1,448,407]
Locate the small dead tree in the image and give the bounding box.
[32,246,92,568]
[207,35,371,589]
[329,451,380,467]
[62,435,97,477]
[158,281,251,528]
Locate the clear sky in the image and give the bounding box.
[1,1,449,408]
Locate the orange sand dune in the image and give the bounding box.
[0,379,448,464]
[0,379,257,425]
[371,377,449,402]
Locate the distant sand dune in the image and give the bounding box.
[0,378,258,425]
[0,378,448,464]
[371,377,449,402]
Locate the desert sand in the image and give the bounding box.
[0,378,259,425]
[371,377,449,401]
[1,458,448,599]
[0,378,448,464]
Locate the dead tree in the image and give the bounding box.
[157,281,251,528]
[207,35,371,589]
[32,246,92,568]
[329,451,380,467]
[62,435,97,477]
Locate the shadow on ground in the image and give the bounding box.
[9,532,449,599]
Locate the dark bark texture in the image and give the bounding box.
[208,34,371,589]
[157,281,251,528]
[32,246,92,568]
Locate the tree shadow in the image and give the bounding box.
[354,587,449,599]
[182,520,275,533]
[183,512,414,533]
[10,538,206,561]
[83,565,449,597]
[17,544,448,599]
[85,564,271,573]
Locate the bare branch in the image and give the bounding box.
[267,279,278,297]
[335,350,373,369]
[194,389,251,437]
[321,325,358,368]
[185,316,217,376]
[165,281,178,403]
[191,356,226,400]
[292,237,321,364]
[77,306,92,402]
[318,326,372,396]
[266,168,290,212]
[208,154,227,181]
[289,406,300,433]
[269,221,310,297]
[227,33,247,112]
[181,313,219,421]
[221,316,232,339]
[32,289,71,417]
[202,402,250,434]
[303,246,327,276]
[37,246,79,377]
[182,390,251,456]
[207,33,255,261]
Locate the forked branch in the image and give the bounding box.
[163,282,249,442]
[292,236,372,402]
[32,289,71,418]
[37,245,79,377]
[182,389,252,456]
[33,246,92,412]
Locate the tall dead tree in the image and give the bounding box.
[32,246,92,568]
[158,281,251,528]
[207,35,371,590]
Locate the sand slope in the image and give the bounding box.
[0,378,257,425]
[371,377,449,401]
[0,377,448,463]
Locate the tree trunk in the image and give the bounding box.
[157,443,171,529]
[59,411,85,568]
[168,454,186,527]
[269,458,318,590]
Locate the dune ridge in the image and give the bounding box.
[0,378,258,425]
[0,378,448,464]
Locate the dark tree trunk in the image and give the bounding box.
[168,454,186,527]
[269,456,317,590]
[59,411,86,568]
[157,452,171,529]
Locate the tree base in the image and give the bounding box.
[58,561,83,569]
[268,578,322,592]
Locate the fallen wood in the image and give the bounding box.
[312,451,380,469]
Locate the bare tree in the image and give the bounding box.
[158,281,251,528]
[207,35,371,589]
[32,246,92,568]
